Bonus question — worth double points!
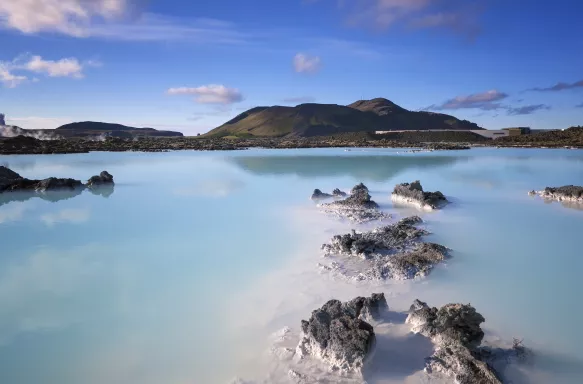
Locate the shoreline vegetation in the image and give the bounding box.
[1,126,582,155]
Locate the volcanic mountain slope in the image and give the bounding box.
[204,98,482,138]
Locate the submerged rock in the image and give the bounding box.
[296,293,387,373]
[87,171,114,187]
[391,180,448,210]
[531,185,583,204]
[322,217,448,280]
[319,183,389,223]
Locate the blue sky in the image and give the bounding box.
[0,0,582,134]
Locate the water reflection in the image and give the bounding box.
[0,185,114,207]
[231,155,465,181]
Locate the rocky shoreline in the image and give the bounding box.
[529,185,583,205]
[0,135,473,155]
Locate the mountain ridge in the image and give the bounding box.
[205,98,482,138]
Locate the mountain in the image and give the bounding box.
[56,122,183,138]
[204,98,482,138]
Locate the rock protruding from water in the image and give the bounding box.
[0,166,22,189]
[311,189,332,200]
[0,165,83,193]
[531,185,583,204]
[0,166,113,195]
[332,188,347,197]
[319,183,390,223]
[405,300,528,384]
[87,171,114,187]
[391,180,448,210]
[322,217,449,280]
[296,293,387,373]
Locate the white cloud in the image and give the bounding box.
[0,54,100,88]
[293,53,321,73]
[167,85,243,105]
[41,208,91,227]
[25,56,85,78]
[0,0,127,36]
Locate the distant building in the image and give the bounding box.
[0,113,5,126]
[502,127,531,136]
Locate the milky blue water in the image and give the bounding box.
[1,148,582,384]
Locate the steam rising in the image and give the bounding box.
[0,113,61,140]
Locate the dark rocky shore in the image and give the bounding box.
[0,134,472,155]
[529,185,583,203]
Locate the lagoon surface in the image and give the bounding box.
[1,148,583,384]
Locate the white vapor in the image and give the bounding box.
[167,85,243,105]
[25,56,85,78]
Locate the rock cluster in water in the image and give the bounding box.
[295,293,388,373]
[311,188,347,200]
[406,300,528,384]
[319,183,390,223]
[391,180,448,210]
[529,185,583,204]
[322,216,449,280]
[0,166,114,194]
[290,295,527,383]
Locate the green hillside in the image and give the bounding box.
[204,98,481,138]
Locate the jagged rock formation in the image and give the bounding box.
[392,180,448,210]
[295,293,388,373]
[319,183,390,223]
[0,166,112,194]
[332,188,347,197]
[530,185,583,204]
[321,217,449,280]
[406,300,529,384]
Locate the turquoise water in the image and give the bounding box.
[0,148,582,383]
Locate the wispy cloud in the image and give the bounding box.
[315,0,482,37]
[529,79,583,92]
[86,14,251,44]
[425,90,508,111]
[167,85,243,105]
[293,53,321,73]
[425,90,552,116]
[0,204,29,224]
[282,96,316,104]
[576,103,583,108]
[507,104,551,115]
[0,66,27,88]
